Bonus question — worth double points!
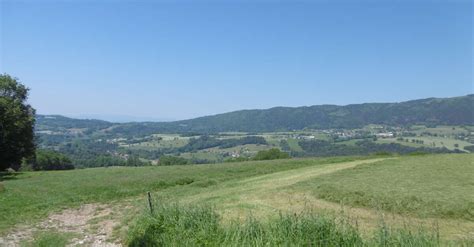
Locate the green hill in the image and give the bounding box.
[37,94,474,135]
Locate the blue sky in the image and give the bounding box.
[1,0,472,121]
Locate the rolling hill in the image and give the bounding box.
[37,94,474,135]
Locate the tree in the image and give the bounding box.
[0,74,36,171]
[159,155,188,166]
[253,148,290,161]
[33,150,74,171]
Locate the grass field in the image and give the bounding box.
[1,154,473,246]
[126,136,188,150]
[409,125,470,136]
[291,154,474,220]
[377,137,472,151]
[179,144,274,162]
[0,156,363,234]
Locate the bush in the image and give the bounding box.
[158,155,189,166]
[253,148,289,161]
[464,145,474,152]
[126,155,150,167]
[33,150,74,171]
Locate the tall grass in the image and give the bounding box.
[127,202,442,247]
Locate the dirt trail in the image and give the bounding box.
[0,203,127,247]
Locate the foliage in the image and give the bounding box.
[51,139,127,168]
[35,115,111,133]
[159,155,189,166]
[0,74,36,170]
[126,155,151,167]
[298,139,458,157]
[253,148,290,160]
[219,136,267,148]
[34,150,74,171]
[88,155,126,167]
[279,139,291,151]
[179,135,267,152]
[464,145,474,152]
[36,94,474,135]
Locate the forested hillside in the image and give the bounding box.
[37,95,474,135]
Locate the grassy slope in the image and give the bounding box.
[0,156,364,234]
[2,154,473,243]
[409,125,470,136]
[376,137,472,151]
[137,155,474,242]
[291,154,474,220]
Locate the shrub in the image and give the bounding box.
[33,150,74,171]
[374,151,393,156]
[158,155,189,166]
[253,148,290,161]
[464,145,474,152]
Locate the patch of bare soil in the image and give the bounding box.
[0,203,129,247]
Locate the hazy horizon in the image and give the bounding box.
[2,1,472,120]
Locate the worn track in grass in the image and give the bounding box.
[180,157,474,241]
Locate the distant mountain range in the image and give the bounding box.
[37,94,474,135]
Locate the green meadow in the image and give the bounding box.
[291,154,474,220]
[0,156,363,233]
[1,154,473,246]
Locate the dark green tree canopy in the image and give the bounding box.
[34,149,74,171]
[0,74,36,170]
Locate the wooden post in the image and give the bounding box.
[147,191,154,215]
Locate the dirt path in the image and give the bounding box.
[0,203,129,247]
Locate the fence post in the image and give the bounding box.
[147,191,154,215]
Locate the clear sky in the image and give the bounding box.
[1,0,472,121]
